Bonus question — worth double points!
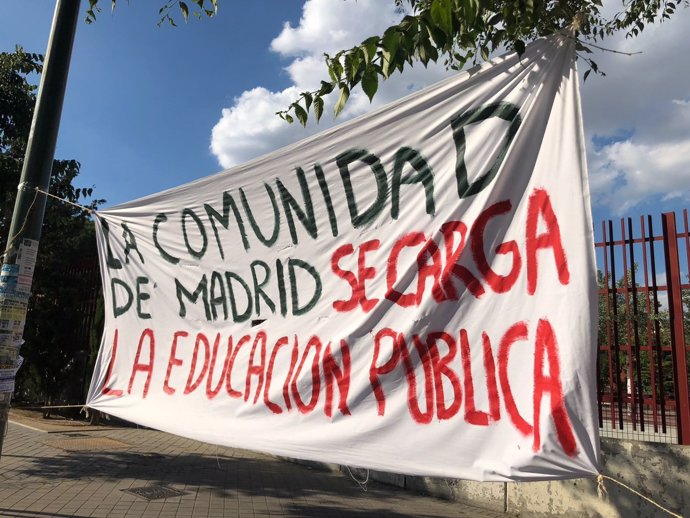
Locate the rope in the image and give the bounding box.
[597,474,683,518]
[596,474,608,499]
[345,466,369,492]
[0,186,95,262]
[35,187,95,213]
[15,404,87,410]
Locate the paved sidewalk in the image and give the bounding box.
[1,412,513,518]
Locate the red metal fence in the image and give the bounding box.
[34,210,690,443]
[595,209,690,444]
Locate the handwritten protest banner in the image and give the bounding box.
[87,34,599,481]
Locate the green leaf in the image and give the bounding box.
[480,45,489,61]
[464,0,479,23]
[313,96,324,122]
[86,0,100,23]
[329,54,344,82]
[344,52,361,83]
[488,13,503,26]
[514,39,525,55]
[362,36,379,63]
[491,28,506,48]
[427,24,448,49]
[302,92,313,112]
[179,1,189,22]
[285,113,294,124]
[524,0,534,15]
[425,39,438,62]
[362,66,378,102]
[319,80,334,96]
[334,85,350,117]
[343,53,353,82]
[165,15,178,27]
[430,0,453,36]
[583,69,591,82]
[353,47,366,83]
[576,42,593,54]
[293,103,308,127]
[328,63,338,82]
[381,49,394,78]
[382,28,401,63]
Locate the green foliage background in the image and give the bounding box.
[1,47,103,407]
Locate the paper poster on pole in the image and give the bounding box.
[87,34,599,481]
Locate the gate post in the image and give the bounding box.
[662,212,690,444]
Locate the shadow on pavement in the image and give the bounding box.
[14,449,458,517]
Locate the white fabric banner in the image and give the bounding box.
[87,34,600,481]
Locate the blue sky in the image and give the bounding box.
[2,0,689,231]
[2,1,303,204]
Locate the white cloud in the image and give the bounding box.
[589,130,690,214]
[269,0,399,57]
[210,86,301,169]
[210,0,453,169]
[581,12,690,214]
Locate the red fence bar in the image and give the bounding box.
[647,214,668,433]
[598,221,609,427]
[661,212,690,445]
[640,216,660,432]
[684,210,690,283]
[620,219,634,429]
[608,219,624,429]
[627,218,645,430]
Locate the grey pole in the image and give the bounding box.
[0,0,81,458]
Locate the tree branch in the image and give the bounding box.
[581,40,643,56]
